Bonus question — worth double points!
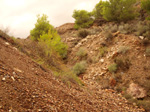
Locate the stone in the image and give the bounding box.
[127,83,146,99]
[14,68,22,73]
[5,42,10,45]
[100,59,104,63]
[12,72,16,75]
[9,110,12,112]
[13,47,18,50]
[139,36,144,40]
[2,77,6,81]
[11,76,15,81]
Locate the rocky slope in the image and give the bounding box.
[0,30,146,111]
[58,22,150,111]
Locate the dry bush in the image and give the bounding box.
[118,46,130,54]
[108,63,118,73]
[73,61,87,76]
[76,47,87,59]
[135,22,149,36]
[77,29,90,38]
[99,46,108,57]
[89,27,102,35]
[114,58,131,71]
[110,24,118,33]
[104,31,113,42]
[118,24,132,34]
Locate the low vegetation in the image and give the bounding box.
[77,29,90,38]
[99,46,108,57]
[73,61,87,76]
[76,47,87,59]
[114,58,131,71]
[118,46,130,54]
[104,31,113,42]
[108,63,118,73]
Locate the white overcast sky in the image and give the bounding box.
[0,0,101,38]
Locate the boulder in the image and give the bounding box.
[127,83,146,99]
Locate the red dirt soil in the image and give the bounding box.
[0,36,145,112]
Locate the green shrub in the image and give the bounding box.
[76,47,87,59]
[38,26,68,59]
[78,29,90,38]
[118,46,130,54]
[102,0,137,22]
[73,61,87,76]
[72,10,94,29]
[108,63,118,73]
[30,14,51,40]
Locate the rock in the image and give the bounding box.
[139,36,144,40]
[13,68,22,73]
[12,72,16,75]
[9,110,12,112]
[2,77,6,81]
[5,42,10,45]
[100,59,104,63]
[11,76,15,81]
[127,83,146,99]
[13,47,18,50]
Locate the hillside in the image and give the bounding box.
[57,21,150,111]
[0,28,145,111]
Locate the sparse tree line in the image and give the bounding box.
[72,0,150,29]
